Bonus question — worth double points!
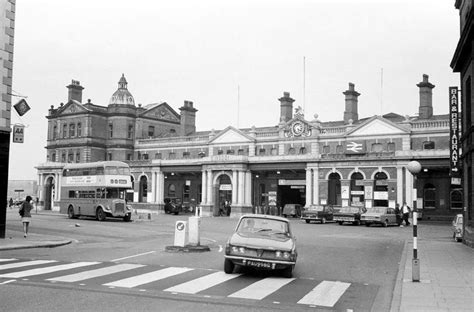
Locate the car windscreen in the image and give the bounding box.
[371,207,387,214]
[309,206,324,211]
[237,218,289,234]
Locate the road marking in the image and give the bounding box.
[103,267,192,288]
[0,279,16,285]
[297,281,350,307]
[164,272,241,294]
[111,251,156,262]
[47,263,145,282]
[0,262,100,278]
[0,259,16,262]
[0,260,57,271]
[229,277,295,300]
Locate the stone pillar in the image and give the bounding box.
[312,167,319,205]
[238,170,245,205]
[397,166,404,205]
[207,170,213,205]
[201,170,207,205]
[232,170,238,205]
[152,171,157,202]
[305,168,312,207]
[245,170,252,206]
[157,171,164,204]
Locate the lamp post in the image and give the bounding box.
[407,160,422,282]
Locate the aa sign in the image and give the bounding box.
[13,124,25,143]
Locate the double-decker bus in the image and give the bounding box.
[60,161,133,222]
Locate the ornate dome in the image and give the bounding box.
[109,74,135,105]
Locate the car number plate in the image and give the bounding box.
[246,260,272,269]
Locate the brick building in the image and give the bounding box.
[36,74,458,221]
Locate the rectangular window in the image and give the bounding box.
[128,125,134,139]
[63,124,67,138]
[387,142,395,152]
[68,153,74,163]
[183,151,190,158]
[76,152,80,163]
[322,145,330,154]
[422,141,435,150]
[51,153,56,162]
[109,124,113,138]
[127,153,132,160]
[107,153,112,161]
[69,124,75,137]
[142,154,149,160]
[148,126,155,137]
[62,153,66,162]
[155,152,162,159]
[237,149,245,155]
[77,123,82,137]
[53,125,57,140]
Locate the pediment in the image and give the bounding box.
[210,126,254,144]
[347,116,409,136]
[283,117,313,138]
[57,101,89,115]
[141,102,180,122]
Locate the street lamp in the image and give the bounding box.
[407,160,422,282]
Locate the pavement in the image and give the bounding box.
[0,210,473,311]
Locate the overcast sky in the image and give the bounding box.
[9,0,460,181]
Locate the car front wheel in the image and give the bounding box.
[224,259,234,274]
[382,220,388,227]
[321,217,326,224]
[305,219,310,224]
[96,207,106,221]
[281,265,293,278]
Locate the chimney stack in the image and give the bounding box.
[279,92,295,123]
[67,80,84,103]
[343,83,360,124]
[179,100,197,136]
[417,74,435,119]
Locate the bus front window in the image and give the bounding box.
[105,189,125,199]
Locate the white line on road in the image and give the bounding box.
[0,259,16,262]
[0,260,57,271]
[111,251,156,262]
[47,263,145,282]
[297,281,351,307]
[229,277,295,300]
[0,279,16,285]
[0,262,100,279]
[103,267,193,288]
[164,271,241,294]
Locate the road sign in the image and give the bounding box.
[12,124,25,143]
[13,99,30,116]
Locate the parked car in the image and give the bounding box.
[164,197,182,215]
[224,214,297,278]
[333,206,367,225]
[301,205,335,224]
[452,214,463,242]
[361,207,398,227]
[282,204,302,218]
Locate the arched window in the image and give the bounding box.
[259,148,266,156]
[336,145,344,154]
[271,147,278,155]
[387,142,395,152]
[373,172,388,207]
[423,183,436,209]
[299,147,306,154]
[288,147,295,155]
[168,184,176,197]
[350,172,364,206]
[77,123,82,137]
[53,125,57,140]
[450,189,463,210]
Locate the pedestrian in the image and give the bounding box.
[395,203,402,226]
[9,197,13,208]
[19,195,34,238]
[224,200,231,216]
[401,201,411,226]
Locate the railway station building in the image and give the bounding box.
[36,74,460,220]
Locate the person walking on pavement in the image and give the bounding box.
[9,197,13,208]
[401,201,411,226]
[19,195,34,238]
[395,203,402,226]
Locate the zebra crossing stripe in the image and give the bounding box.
[0,259,16,262]
[297,281,350,307]
[47,263,145,282]
[0,260,57,271]
[103,267,193,288]
[228,277,295,300]
[164,272,241,294]
[0,262,100,279]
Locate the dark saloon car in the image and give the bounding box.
[361,207,398,227]
[301,205,335,224]
[224,214,297,278]
[333,206,367,225]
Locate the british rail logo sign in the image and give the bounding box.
[449,87,460,182]
[345,141,365,154]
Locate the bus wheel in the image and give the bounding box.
[68,206,76,219]
[96,207,106,221]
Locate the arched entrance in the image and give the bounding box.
[139,175,148,203]
[350,172,364,206]
[215,174,232,216]
[44,176,55,211]
[373,172,388,207]
[328,173,341,206]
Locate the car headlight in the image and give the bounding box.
[230,245,246,254]
[275,251,291,259]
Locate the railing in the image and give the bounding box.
[137,134,209,145]
[410,120,449,129]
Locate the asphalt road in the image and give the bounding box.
[0,212,411,311]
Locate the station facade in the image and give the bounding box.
[36,74,460,220]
